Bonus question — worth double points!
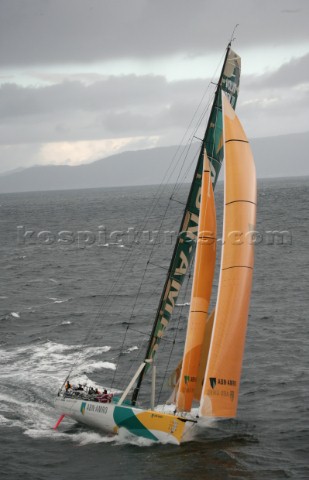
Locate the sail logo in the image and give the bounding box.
[225,79,237,94]
[217,378,237,386]
[80,402,86,415]
[209,377,217,389]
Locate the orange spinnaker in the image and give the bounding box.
[176,152,216,412]
[194,308,215,401]
[166,308,215,404]
[199,93,256,417]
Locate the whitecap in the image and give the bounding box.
[82,345,111,356]
[71,431,115,445]
[83,361,116,373]
[126,346,138,353]
[25,423,115,445]
[48,297,69,304]
[0,414,11,425]
[11,312,20,318]
[115,429,155,447]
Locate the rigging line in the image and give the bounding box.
[80,49,223,321]
[171,46,226,198]
[157,261,194,405]
[128,163,192,324]
[127,325,184,345]
[162,55,223,199]
[129,76,216,214]
[171,137,198,191]
[176,46,225,151]
[229,23,239,44]
[92,147,191,301]
[115,359,141,393]
[165,73,220,175]
[173,147,199,195]
[120,182,183,341]
[64,248,144,380]
[119,131,203,323]
[169,197,186,206]
[68,175,183,378]
[146,77,216,195]
[148,262,169,271]
[126,327,151,338]
[66,210,174,380]
[167,100,212,194]
[73,146,196,382]
[109,202,176,385]
[63,47,227,385]
[111,324,130,387]
[113,184,185,389]
[172,92,216,196]
[114,339,146,391]
[69,125,199,355]
[100,45,225,305]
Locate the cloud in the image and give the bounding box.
[0,45,308,173]
[0,75,188,118]
[238,53,309,138]
[0,0,308,67]
[0,136,160,174]
[38,136,159,166]
[0,75,212,145]
[1,51,308,144]
[244,53,309,89]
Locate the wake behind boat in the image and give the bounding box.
[54,41,257,445]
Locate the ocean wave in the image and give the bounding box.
[125,346,138,353]
[82,361,116,372]
[48,297,69,304]
[0,341,113,388]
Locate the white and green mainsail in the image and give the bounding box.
[132,44,241,404]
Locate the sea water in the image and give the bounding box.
[0,177,308,479]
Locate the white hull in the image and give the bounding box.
[55,396,195,444]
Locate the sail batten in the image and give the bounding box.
[225,139,249,144]
[226,200,256,205]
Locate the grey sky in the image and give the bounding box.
[0,0,308,174]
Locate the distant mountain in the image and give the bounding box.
[0,131,308,194]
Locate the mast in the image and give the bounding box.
[132,43,241,405]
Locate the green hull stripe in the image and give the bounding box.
[113,406,158,441]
